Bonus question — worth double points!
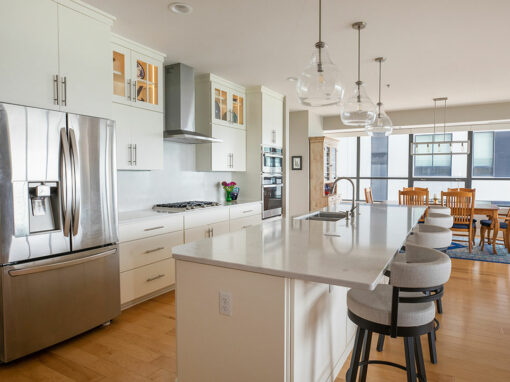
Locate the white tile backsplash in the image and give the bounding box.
[117,141,235,212]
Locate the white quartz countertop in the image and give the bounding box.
[118,199,262,223]
[172,203,427,290]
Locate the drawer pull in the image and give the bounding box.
[144,247,165,254]
[144,226,164,232]
[146,274,165,282]
[242,225,251,229]
[242,209,254,214]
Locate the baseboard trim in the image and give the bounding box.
[121,285,175,310]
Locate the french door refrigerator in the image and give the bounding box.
[0,102,120,362]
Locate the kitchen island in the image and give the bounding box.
[172,203,426,382]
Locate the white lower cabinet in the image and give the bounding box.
[120,259,175,305]
[229,214,261,232]
[119,202,262,307]
[184,220,230,243]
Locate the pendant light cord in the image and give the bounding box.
[357,27,361,84]
[317,0,323,72]
[377,59,382,117]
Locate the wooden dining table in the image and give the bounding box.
[382,201,501,254]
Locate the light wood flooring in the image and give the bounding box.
[0,258,509,381]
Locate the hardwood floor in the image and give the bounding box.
[0,259,509,381]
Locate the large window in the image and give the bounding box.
[336,129,510,203]
[473,131,510,177]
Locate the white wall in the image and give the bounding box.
[117,141,234,212]
[288,110,323,216]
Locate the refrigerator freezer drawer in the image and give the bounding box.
[0,246,120,362]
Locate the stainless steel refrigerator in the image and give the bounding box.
[0,103,120,362]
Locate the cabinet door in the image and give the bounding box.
[112,103,134,170]
[211,83,230,127]
[211,124,234,171]
[184,226,211,244]
[132,110,163,170]
[230,90,246,130]
[112,43,132,105]
[131,52,163,112]
[0,0,59,110]
[58,5,111,118]
[262,94,283,147]
[231,128,246,172]
[210,220,230,237]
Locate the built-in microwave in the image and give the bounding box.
[262,146,283,174]
[262,174,283,219]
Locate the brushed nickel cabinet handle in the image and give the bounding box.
[127,79,131,100]
[242,209,253,214]
[133,144,137,165]
[144,247,165,254]
[53,75,59,105]
[132,80,137,102]
[144,225,164,232]
[146,274,165,282]
[61,76,67,106]
[128,144,133,165]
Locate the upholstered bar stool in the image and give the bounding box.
[346,244,451,382]
[406,224,453,249]
[425,213,453,229]
[428,206,451,216]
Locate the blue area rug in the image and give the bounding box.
[444,236,510,264]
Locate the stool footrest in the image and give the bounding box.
[359,360,407,371]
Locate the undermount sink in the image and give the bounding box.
[301,211,348,222]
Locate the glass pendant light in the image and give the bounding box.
[296,0,344,107]
[340,22,377,126]
[366,57,392,137]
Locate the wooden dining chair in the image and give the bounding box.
[480,209,510,251]
[448,188,477,245]
[399,189,429,222]
[441,191,475,253]
[364,187,374,204]
[404,187,430,204]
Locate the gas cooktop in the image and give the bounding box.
[152,201,220,213]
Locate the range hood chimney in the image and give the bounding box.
[164,63,221,144]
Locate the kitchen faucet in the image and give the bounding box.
[330,177,357,216]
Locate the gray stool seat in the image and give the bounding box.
[425,213,454,228]
[406,224,452,249]
[348,284,435,327]
[428,206,451,216]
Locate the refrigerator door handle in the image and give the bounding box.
[69,128,81,236]
[8,248,117,277]
[60,128,72,237]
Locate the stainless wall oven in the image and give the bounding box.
[262,173,283,219]
[262,146,283,174]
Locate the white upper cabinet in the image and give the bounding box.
[58,4,112,118]
[198,75,246,130]
[112,35,165,113]
[113,102,163,170]
[0,0,59,110]
[0,0,114,118]
[196,74,247,172]
[262,92,284,147]
[111,35,166,171]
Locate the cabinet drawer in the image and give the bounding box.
[229,202,262,220]
[120,258,174,304]
[119,231,183,272]
[184,207,229,229]
[119,214,183,242]
[229,214,262,232]
[184,220,230,244]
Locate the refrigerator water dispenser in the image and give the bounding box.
[28,182,59,233]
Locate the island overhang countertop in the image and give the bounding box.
[172,203,427,290]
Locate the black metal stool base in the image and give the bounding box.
[347,311,433,382]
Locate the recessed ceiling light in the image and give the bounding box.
[168,2,193,15]
[286,76,298,82]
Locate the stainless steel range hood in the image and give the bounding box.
[164,63,221,144]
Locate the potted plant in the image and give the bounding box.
[221,181,237,202]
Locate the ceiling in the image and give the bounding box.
[87,0,510,116]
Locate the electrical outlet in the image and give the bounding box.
[219,291,232,316]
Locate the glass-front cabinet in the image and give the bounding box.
[211,82,245,129]
[111,38,164,112]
